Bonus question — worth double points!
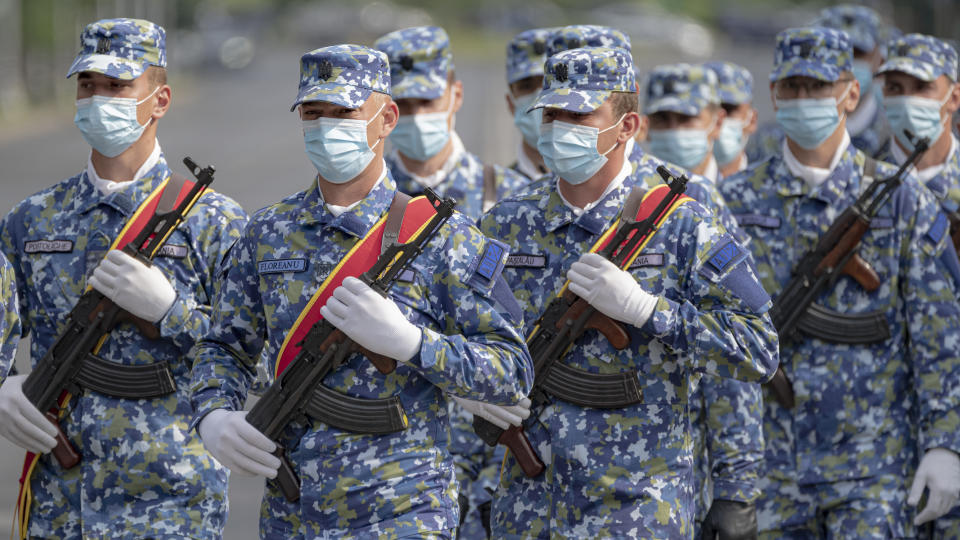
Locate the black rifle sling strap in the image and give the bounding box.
[382,191,413,255]
[482,165,497,212]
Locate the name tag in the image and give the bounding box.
[629,253,664,269]
[157,245,188,259]
[734,214,780,228]
[257,258,308,274]
[504,254,546,268]
[396,269,416,283]
[708,241,741,273]
[24,240,73,253]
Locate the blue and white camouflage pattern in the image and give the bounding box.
[0,153,248,538]
[385,142,529,222]
[375,26,453,101]
[530,47,635,114]
[719,141,960,538]
[479,163,779,539]
[506,28,556,84]
[291,45,391,111]
[814,4,883,53]
[544,25,632,57]
[0,252,21,383]
[66,18,165,80]
[878,33,959,83]
[770,27,854,83]
[447,401,503,539]
[643,63,720,116]
[189,172,534,539]
[705,61,754,105]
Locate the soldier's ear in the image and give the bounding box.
[380,98,399,137]
[744,107,759,136]
[619,112,642,142]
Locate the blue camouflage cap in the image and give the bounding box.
[545,25,632,58]
[644,63,719,116]
[878,33,959,82]
[506,28,557,84]
[770,27,854,83]
[705,61,753,105]
[291,45,390,111]
[815,4,882,53]
[66,18,166,80]
[374,26,453,100]
[530,47,635,113]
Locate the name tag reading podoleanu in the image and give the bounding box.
[257,258,308,275]
[24,240,73,253]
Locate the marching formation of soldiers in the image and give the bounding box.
[0,4,959,539]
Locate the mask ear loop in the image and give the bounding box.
[366,101,388,151]
[599,113,627,156]
[136,85,162,129]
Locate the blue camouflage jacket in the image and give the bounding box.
[0,153,247,539]
[189,171,533,539]
[0,252,21,382]
[720,143,960,486]
[479,161,779,539]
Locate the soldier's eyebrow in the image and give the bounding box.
[78,73,92,80]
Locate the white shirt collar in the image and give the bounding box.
[389,131,465,188]
[702,155,719,184]
[782,131,851,188]
[557,158,632,217]
[320,160,387,217]
[516,140,548,179]
[847,91,877,137]
[86,138,161,196]
[891,134,956,184]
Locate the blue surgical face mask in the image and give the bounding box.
[511,93,542,147]
[537,114,624,185]
[74,86,159,157]
[775,83,850,150]
[303,103,384,184]
[390,97,454,160]
[883,90,952,151]
[852,60,875,97]
[713,117,747,166]
[648,128,713,171]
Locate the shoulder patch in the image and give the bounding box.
[927,212,949,245]
[708,241,741,273]
[505,254,546,268]
[734,214,780,228]
[257,258,308,274]
[24,239,73,253]
[475,241,505,281]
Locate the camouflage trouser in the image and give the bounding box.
[756,473,913,539]
[919,507,960,540]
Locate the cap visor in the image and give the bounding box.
[528,89,611,113]
[66,54,146,80]
[877,58,938,82]
[290,84,372,111]
[769,60,839,83]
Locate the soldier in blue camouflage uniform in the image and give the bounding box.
[0,18,248,538]
[873,33,960,540]
[478,45,779,539]
[706,61,759,180]
[374,26,527,220]
[720,27,960,538]
[0,252,24,421]
[505,28,555,182]
[746,6,891,164]
[189,44,534,539]
[643,62,766,540]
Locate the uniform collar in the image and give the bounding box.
[544,158,631,234]
[75,148,170,217]
[515,140,548,179]
[781,131,852,193]
[892,134,956,194]
[297,166,394,239]
[701,155,719,184]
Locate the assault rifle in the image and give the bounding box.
[22,157,215,468]
[766,132,930,409]
[471,166,689,478]
[244,189,455,502]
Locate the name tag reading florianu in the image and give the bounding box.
[257,258,308,274]
[24,240,73,253]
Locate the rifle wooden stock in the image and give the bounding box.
[558,292,630,350]
[273,448,300,502]
[319,328,398,376]
[948,211,960,254]
[499,425,544,478]
[841,253,880,292]
[45,410,80,469]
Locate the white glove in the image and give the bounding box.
[89,250,176,323]
[909,448,960,525]
[198,409,281,478]
[0,375,57,453]
[567,252,658,328]
[451,395,532,430]
[320,276,422,362]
